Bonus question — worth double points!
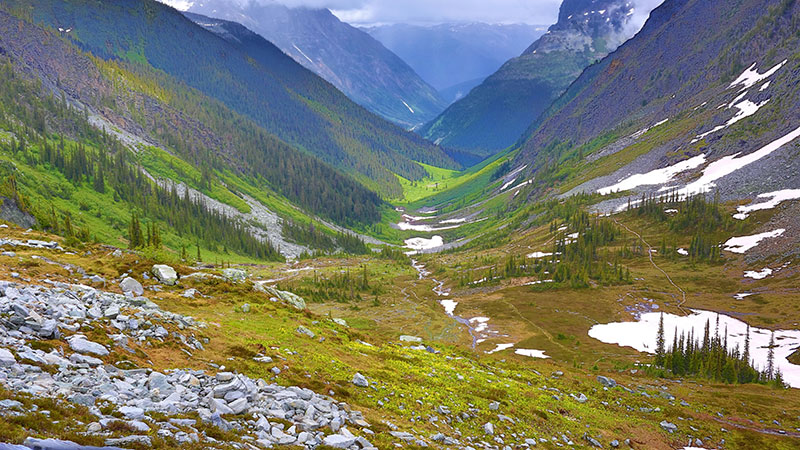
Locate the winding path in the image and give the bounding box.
[614,218,688,313]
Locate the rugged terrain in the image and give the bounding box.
[184,1,448,128]
[420,0,663,159]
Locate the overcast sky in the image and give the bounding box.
[158,0,562,25]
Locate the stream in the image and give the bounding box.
[411,259,481,348]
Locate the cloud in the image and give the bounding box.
[158,0,561,25]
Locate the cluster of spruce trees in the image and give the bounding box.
[653,313,785,387]
[282,220,370,255]
[282,265,382,303]
[632,192,730,262]
[0,61,281,261]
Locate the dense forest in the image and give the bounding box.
[0,60,282,261]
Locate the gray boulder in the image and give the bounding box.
[352,373,369,387]
[322,434,356,448]
[119,277,144,296]
[0,348,16,367]
[222,268,247,282]
[151,265,178,285]
[255,285,306,310]
[660,420,677,433]
[68,337,109,357]
[597,376,617,388]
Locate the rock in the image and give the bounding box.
[296,326,315,338]
[120,277,144,296]
[210,398,234,415]
[256,285,306,310]
[489,401,500,411]
[597,376,617,388]
[571,393,588,403]
[0,399,22,409]
[228,397,249,415]
[119,406,145,420]
[0,348,16,367]
[610,439,620,448]
[222,268,247,282]
[241,303,250,313]
[106,435,152,447]
[68,337,109,357]
[151,265,178,285]
[182,288,198,298]
[88,275,105,284]
[399,335,422,343]
[436,405,451,415]
[352,373,369,387]
[322,434,357,448]
[483,422,494,435]
[87,422,102,433]
[660,420,677,433]
[332,318,348,327]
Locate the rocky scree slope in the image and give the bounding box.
[420,0,660,159]
[186,1,447,129]
[515,0,800,211]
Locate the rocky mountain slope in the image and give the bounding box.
[364,23,545,102]
[514,0,800,211]
[185,1,448,128]
[420,0,663,160]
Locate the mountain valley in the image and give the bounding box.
[1,0,800,449]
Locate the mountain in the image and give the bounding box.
[6,0,459,201]
[363,23,545,99]
[420,0,662,160]
[515,0,800,209]
[184,1,447,128]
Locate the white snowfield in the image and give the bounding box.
[515,349,550,359]
[589,309,800,388]
[734,189,800,220]
[682,125,800,196]
[723,229,785,254]
[744,268,773,280]
[597,154,706,195]
[730,60,787,90]
[404,235,444,251]
[486,343,515,354]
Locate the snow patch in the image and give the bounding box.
[441,300,458,316]
[404,236,444,252]
[589,309,800,388]
[730,60,787,91]
[291,44,314,64]
[677,248,688,256]
[486,343,514,354]
[401,100,415,114]
[515,349,550,359]
[723,229,785,254]
[683,125,800,196]
[744,268,773,280]
[733,189,800,220]
[597,155,706,195]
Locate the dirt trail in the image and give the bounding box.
[615,218,688,314]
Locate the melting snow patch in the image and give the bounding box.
[589,309,800,387]
[439,218,467,224]
[501,177,518,191]
[682,125,800,196]
[744,268,773,280]
[401,100,415,114]
[734,292,753,300]
[527,252,553,259]
[515,349,550,359]
[597,155,706,195]
[291,44,314,64]
[733,189,800,220]
[677,248,689,256]
[730,60,787,91]
[404,236,444,252]
[486,343,514,354]
[441,299,458,315]
[723,229,784,254]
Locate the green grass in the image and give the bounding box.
[137,146,251,214]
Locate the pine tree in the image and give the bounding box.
[655,313,666,366]
[766,332,776,380]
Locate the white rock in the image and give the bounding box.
[120,277,144,296]
[152,265,178,285]
[68,337,109,357]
